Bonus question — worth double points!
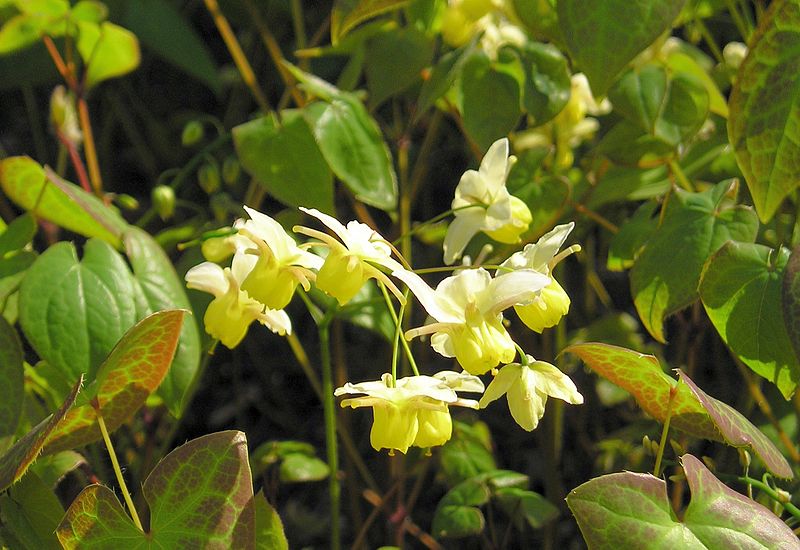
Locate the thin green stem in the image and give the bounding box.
[725,0,752,41]
[654,385,678,477]
[318,314,341,550]
[668,158,694,192]
[692,17,725,64]
[391,204,486,246]
[95,403,144,531]
[379,284,419,375]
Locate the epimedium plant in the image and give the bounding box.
[0,0,798,548]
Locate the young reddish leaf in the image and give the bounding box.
[567,454,798,548]
[43,310,185,454]
[57,431,255,548]
[564,343,720,441]
[0,378,81,492]
[679,372,793,479]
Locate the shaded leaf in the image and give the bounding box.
[43,310,185,454]
[0,315,23,440]
[432,477,490,539]
[331,0,410,44]
[364,26,433,108]
[416,39,475,117]
[567,454,798,548]
[255,490,288,550]
[517,42,571,126]
[19,239,140,384]
[494,487,558,530]
[0,158,127,248]
[440,421,496,486]
[76,20,140,89]
[558,0,687,96]
[0,471,63,550]
[728,0,800,222]
[700,242,798,398]
[30,450,86,488]
[783,242,800,369]
[57,431,255,548]
[233,110,335,214]
[124,227,202,417]
[607,201,658,271]
[278,453,329,483]
[630,180,759,342]
[0,213,36,257]
[0,377,80,492]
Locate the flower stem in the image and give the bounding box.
[654,384,678,477]
[95,401,144,531]
[379,284,419,375]
[318,314,341,549]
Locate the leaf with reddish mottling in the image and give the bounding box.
[783,242,800,368]
[567,454,798,548]
[566,343,793,478]
[679,372,793,479]
[57,431,255,549]
[564,343,720,441]
[43,310,185,454]
[0,378,81,492]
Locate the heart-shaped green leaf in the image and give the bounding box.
[567,454,798,548]
[233,110,335,214]
[557,0,686,96]
[19,239,141,385]
[494,487,558,530]
[76,20,140,89]
[43,310,185,454]
[0,316,23,440]
[516,42,571,126]
[631,180,759,342]
[699,242,799,399]
[440,421,496,486]
[431,477,491,539]
[566,343,793,477]
[0,158,127,248]
[57,430,255,548]
[729,0,800,222]
[0,378,80,492]
[123,227,201,417]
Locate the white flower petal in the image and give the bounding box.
[258,308,292,335]
[230,250,257,283]
[433,371,485,393]
[392,269,462,323]
[478,363,520,408]
[443,213,483,265]
[479,138,509,192]
[481,270,550,315]
[185,262,228,297]
[507,371,546,431]
[529,361,583,404]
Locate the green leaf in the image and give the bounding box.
[494,487,558,530]
[665,51,728,118]
[0,213,36,258]
[123,227,202,417]
[0,157,128,248]
[121,0,221,94]
[233,110,335,214]
[57,431,255,548]
[15,0,69,16]
[76,20,140,89]
[630,180,759,342]
[432,477,490,539]
[303,96,398,211]
[566,343,793,478]
[255,490,288,550]
[0,472,63,550]
[558,0,687,96]
[783,242,800,370]
[0,377,80,492]
[564,343,720,441]
[516,42,571,126]
[279,453,330,483]
[331,0,410,44]
[0,15,43,55]
[700,242,799,398]
[30,450,85,488]
[69,1,107,23]
[0,316,23,440]
[364,26,433,108]
[728,0,800,222]
[567,454,798,548]
[607,201,658,271]
[19,239,141,384]
[416,39,475,117]
[42,310,185,455]
[439,421,496,486]
[678,372,793,479]
[459,50,521,151]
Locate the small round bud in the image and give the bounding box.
[151,185,176,221]
[222,155,241,186]
[723,42,748,71]
[114,193,140,211]
[198,162,221,195]
[181,120,204,147]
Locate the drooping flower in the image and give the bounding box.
[335,371,483,454]
[443,138,531,265]
[237,206,323,310]
[479,355,583,431]
[499,222,578,332]
[293,207,406,305]
[185,253,291,348]
[394,267,549,375]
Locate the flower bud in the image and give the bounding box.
[222,155,241,186]
[198,162,221,194]
[151,185,176,221]
[114,193,140,211]
[181,120,204,147]
[315,248,368,305]
[50,85,82,145]
[723,42,748,71]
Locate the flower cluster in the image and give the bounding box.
[185,137,582,453]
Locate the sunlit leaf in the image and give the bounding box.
[558,0,687,96]
[516,42,571,126]
[568,454,798,548]
[699,242,799,399]
[43,310,185,454]
[57,431,255,548]
[279,453,329,483]
[331,0,410,44]
[255,490,288,550]
[123,227,201,417]
[19,239,141,385]
[76,20,140,89]
[0,157,127,248]
[729,0,800,222]
[0,378,80,492]
[630,180,758,342]
[233,110,335,214]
